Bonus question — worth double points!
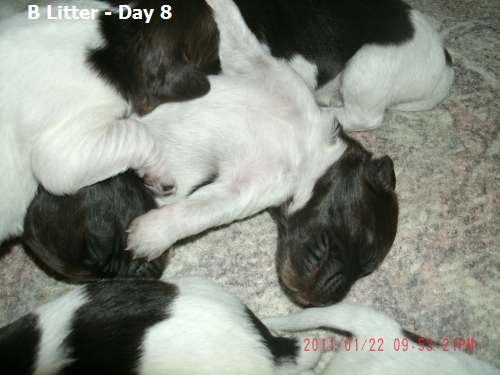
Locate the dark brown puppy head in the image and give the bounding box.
[23,170,169,282]
[88,0,221,116]
[271,132,398,306]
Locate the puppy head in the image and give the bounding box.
[271,133,398,306]
[23,170,169,282]
[88,0,220,116]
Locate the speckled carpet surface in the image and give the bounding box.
[1,0,499,370]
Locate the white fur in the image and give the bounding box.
[263,303,500,375]
[288,55,318,92]
[138,276,319,375]
[312,10,454,131]
[33,288,88,375]
[10,275,320,374]
[0,0,174,242]
[125,0,347,260]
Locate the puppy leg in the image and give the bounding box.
[390,61,454,111]
[314,73,343,107]
[390,11,454,112]
[325,47,390,131]
[31,116,175,196]
[333,10,453,131]
[205,0,268,75]
[205,0,314,105]
[126,169,284,261]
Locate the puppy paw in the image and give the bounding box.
[142,172,177,196]
[125,210,174,262]
[137,164,177,197]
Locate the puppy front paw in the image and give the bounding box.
[125,210,174,262]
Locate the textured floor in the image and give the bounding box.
[1,0,499,370]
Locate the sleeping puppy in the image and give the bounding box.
[0,0,219,245]
[23,170,169,281]
[263,303,500,375]
[0,276,321,375]
[233,0,454,131]
[124,0,399,306]
[25,0,398,305]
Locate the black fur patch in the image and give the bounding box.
[234,0,414,87]
[444,48,453,66]
[188,173,219,196]
[87,0,219,115]
[23,170,168,282]
[244,307,300,364]
[0,313,40,375]
[59,279,178,375]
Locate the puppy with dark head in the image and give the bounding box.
[89,0,221,116]
[23,171,169,281]
[20,0,399,301]
[0,0,219,245]
[271,132,398,306]
[121,0,399,306]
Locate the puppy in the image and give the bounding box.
[233,0,454,131]
[25,0,397,304]
[124,0,398,306]
[0,0,219,244]
[0,276,320,375]
[23,170,169,281]
[263,303,500,375]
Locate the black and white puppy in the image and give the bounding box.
[0,276,320,375]
[3,279,497,375]
[0,0,219,244]
[234,0,454,131]
[23,170,169,281]
[25,0,398,305]
[263,303,500,375]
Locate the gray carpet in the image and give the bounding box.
[1,0,499,370]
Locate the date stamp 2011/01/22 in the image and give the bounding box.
[303,337,475,353]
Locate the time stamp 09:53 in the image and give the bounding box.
[303,337,476,353]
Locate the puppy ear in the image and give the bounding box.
[155,62,211,104]
[135,0,219,114]
[134,8,218,115]
[128,57,211,116]
[87,0,217,117]
[366,155,396,191]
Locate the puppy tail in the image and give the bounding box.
[262,303,402,340]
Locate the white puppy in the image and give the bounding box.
[0,0,219,243]
[263,303,500,375]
